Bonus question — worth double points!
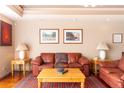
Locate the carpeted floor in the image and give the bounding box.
[15,74,109,88]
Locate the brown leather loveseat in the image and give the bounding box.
[31,53,90,77]
[99,56,124,88]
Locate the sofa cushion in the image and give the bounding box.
[100,67,123,74]
[109,73,123,82]
[39,63,54,70]
[55,53,68,63]
[69,63,82,68]
[54,62,69,68]
[68,53,81,63]
[41,53,55,63]
[118,56,124,71]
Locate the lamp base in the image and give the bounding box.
[99,50,106,60]
[19,51,25,60]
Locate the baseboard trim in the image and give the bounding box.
[0,72,11,80]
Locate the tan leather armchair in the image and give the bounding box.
[99,57,124,88]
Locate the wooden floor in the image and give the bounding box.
[0,71,30,88]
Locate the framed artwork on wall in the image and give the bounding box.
[63,29,83,44]
[122,52,124,56]
[0,20,12,46]
[39,29,59,44]
[112,33,123,43]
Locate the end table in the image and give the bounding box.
[11,58,31,77]
[91,59,111,75]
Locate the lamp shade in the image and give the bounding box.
[97,42,109,50]
[16,43,28,51]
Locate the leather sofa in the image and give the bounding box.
[99,56,124,88]
[31,53,90,77]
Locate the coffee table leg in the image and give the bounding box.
[81,82,84,88]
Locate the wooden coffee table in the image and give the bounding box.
[37,68,86,88]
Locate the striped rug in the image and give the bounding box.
[15,74,108,88]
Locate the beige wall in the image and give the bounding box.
[0,14,14,78]
[14,15,124,60]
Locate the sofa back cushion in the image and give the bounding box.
[41,53,55,63]
[68,53,81,63]
[55,53,68,63]
[118,56,124,71]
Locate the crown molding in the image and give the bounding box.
[23,7,124,15]
[7,5,24,17]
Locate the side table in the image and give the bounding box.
[91,59,111,75]
[11,58,31,76]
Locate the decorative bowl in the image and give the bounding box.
[57,68,64,73]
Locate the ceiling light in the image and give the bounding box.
[83,2,96,7]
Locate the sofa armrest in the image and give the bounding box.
[81,64,90,76]
[31,56,42,66]
[99,60,119,68]
[78,56,90,65]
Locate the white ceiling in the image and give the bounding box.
[1,5,124,21]
[1,0,124,5]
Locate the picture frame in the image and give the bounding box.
[39,29,59,44]
[0,20,12,46]
[122,52,124,56]
[112,33,123,43]
[63,29,83,44]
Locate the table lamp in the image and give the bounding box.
[16,43,28,59]
[97,42,109,60]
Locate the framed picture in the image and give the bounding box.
[39,29,59,44]
[0,20,12,46]
[112,33,123,43]
[122,52,124,56]
[63,29,83,44]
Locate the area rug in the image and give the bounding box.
[15,74,108,88]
